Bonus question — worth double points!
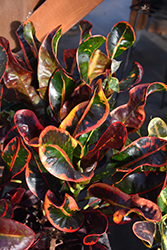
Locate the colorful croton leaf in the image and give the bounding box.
[106,21,135,59]
[0,198,13,219]
[109,82,167,133]
[49,68,76,118]
[79,20,93,43]
[26,148,62,201]
[1,136,31,185]
[44,190,84,232]
[38,25,62,99]
[39,125,95,182]
[60,79,110,138]
[158,214,167,250]
[158,184,167,214]
[77,35,106,83]
[132,221,156,248]
[0,217,35,250]
[14,109,44,146]
[88,183,162,224]
[0,43,8,81]
[119,61,143,91]
[115,171,166,203]
[148,117,167,140]
[81,209,108,246]
[0,37,45,117]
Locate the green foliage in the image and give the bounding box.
[0,20,167,249]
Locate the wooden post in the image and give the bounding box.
[28,0,104,41]
[0,0,104,50]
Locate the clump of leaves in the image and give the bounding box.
[0,20,167,250]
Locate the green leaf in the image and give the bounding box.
[44,190,84,232]
[1,137,31,185]
[158,185,167,214]
[38,26,62,99]
[60,79,110,138]
[0,43,8,81]
[0,217,35,250]
[119,61,143,91]
[106,21,135,59]
[39,126,94,182]
[77,36,106,83]
[49,69,76,117]
[159,214,167,250]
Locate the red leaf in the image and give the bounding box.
[14,109,44,146]
[0,217,35,250]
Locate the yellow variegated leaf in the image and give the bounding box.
[148,117,167,140]
[159,214,167,250]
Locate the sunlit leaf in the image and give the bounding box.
[106,21,135,59]
[38,26,62,99]
[119,61,143,91]
[49,69,76,117]
[77,36,106,83]
[148,117,167,140]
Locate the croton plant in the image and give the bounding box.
[0,19,167,250]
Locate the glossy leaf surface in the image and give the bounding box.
[14,109,44,146]
[132,221,156,248]
[148,117,167,140]
[63,48,77,75]
[109,82,167,133]
[115,171,166,203]
[0,217,35,250]
[82,209,108,245]
[119,61,143,91]
[77,36,106,83]
[159,214,167,250]
[60,83,92,120]
[39,126,94,182]
[88,50,111,82]
[110,137,167,173]
[44,190,84,232]
[0,37,44,117]
[16,21,39,71]
[38,26,62,99]
[0,43,8,81]
[79,20,92,43]
[82,121,127,162]
[106,21,135,59]
[60,80,110,138]
[8,188,25,206]
[49,69,76,117]
[26,149,62,201]
[1,137,31,185]
[158,185,167,214]
[88,183,162,223]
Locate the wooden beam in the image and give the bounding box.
[28,0,104,41]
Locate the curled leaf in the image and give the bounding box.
[132,221,156,248]
[44,190,84,232]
